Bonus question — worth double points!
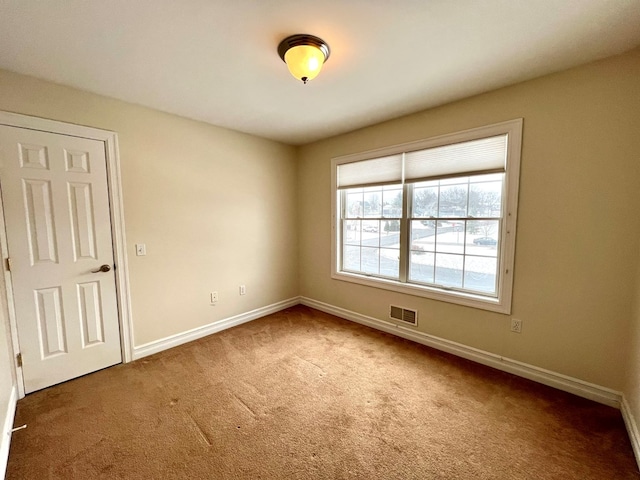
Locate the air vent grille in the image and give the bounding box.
[389,305,418,326]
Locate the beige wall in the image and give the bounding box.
[0,69,299,347]
[298,47,640,391]
[625,242,640,438]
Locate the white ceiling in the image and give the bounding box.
[1,1,639,145]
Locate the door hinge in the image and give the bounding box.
[16,353,22,368]
[5,258,10,272]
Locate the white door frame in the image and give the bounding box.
[0,111,134,399]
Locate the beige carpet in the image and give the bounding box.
[7,305,640,479]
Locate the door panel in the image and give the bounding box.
[0,125,122,393]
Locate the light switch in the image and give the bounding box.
[135,243,146,256]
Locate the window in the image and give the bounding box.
[331,120,522,313]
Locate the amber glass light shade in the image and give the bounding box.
[278,34,330,84]
[284,45,325,83]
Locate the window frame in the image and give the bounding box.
[331,119,523,314]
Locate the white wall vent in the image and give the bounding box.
[389,305,418,326]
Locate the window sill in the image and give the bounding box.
[331,270,511,314]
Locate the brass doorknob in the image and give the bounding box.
[92,264,111,273]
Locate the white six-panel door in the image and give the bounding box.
[0,124,122,393]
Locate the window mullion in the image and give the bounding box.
[399,183,411,282]
[461,177,470,289]
[339,190,345,273]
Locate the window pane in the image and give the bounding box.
[343,245,361,271]
[469,179,502,218]
[346,191,363,218]
[412,185,438,217]
[383,188,403,218]
[363,189,382,217]
[362,220,379,235]
[411,220,435,250]
[467,220,499,257]
[438,183,468,218]
[409,251,435,284]
[344,220,361,245]
[380,248,400,278]
[464,256,498,294]
[361,247,379,274]
[382,219,401,235]
[362,224,380,251]
[435,253,463,288]
[435,223,465,254]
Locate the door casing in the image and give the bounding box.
[0,111,134,398]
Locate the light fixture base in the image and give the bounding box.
[277,34,331,63]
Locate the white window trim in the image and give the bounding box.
[331,119,523,314]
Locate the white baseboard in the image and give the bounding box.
[621,395,640,469]
[300,296,622,408]
[133,297,300,360]
[0,385,18,479]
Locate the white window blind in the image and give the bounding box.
[337,154,402,189]
[337,135,508,189]
[404,135,507,183]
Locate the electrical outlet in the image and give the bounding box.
[511,318,522,333]
[210,291,218,304]
[239,285,246,296]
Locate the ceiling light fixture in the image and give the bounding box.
[277,34,330,84]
